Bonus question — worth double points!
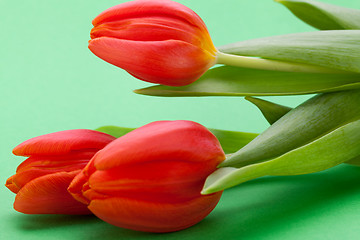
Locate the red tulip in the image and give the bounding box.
[89,0,217,87]
[68,121,225,232]
[6,129,116,215]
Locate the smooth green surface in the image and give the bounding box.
[135,66,360,97]
[244,96,292,124]
[219,30,360,73]
[203,119,360,193]
[221,90,360,168]
[2,0,360,239]
[95,126,135,138]
[3,165,360,240]
[277,0,360,30]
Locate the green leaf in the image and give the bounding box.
[220,90,360,168]
[96,125,257,155]
[245,96,292,124]
[95,125,135,138]
[134,66,360,97]
[208,128,257,154]
[202,119,360,194]
[346,156,360,166]
[243,96,360,167]
[276,0,360,30]
[219,30,360,73]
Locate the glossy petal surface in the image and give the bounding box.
[93,121,224,169]
[69,121,225,232]
[88,192,222,233]
[13,129,116,156]
[14,171,91,214]
[7,129,115,214]
[89,38,215,86]
[92,0,208,33]
[89,0,216,86]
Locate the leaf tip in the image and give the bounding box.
[133,87,156,96]
[133,85,173,97]
[133,88,145,95]
[201,183,221,195]
[200,188,211,195]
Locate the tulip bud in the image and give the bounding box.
[89,0,217,87]
[6,129,116,214]
[68,121,225,232]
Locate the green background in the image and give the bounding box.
[1,0,360,239]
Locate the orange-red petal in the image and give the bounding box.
[12,162,88,191]
[66,121,225,231]
[92,0,208,33]
[87,158,218,203]
[92,121,224,170]
[14,171,91,214]
[6,175,20,194]
[67,157,97,205]
[68,172,91,205]
[88,192,222,233]
[90,16,205,45]
[88,38,216,86]
[13,129,116,157]
[15,152,94,172]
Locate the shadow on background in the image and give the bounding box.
[12,214,99,230]
[9,165,360,240]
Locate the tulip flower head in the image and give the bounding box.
[89,0,217,87]
[69,121,225,232]
[6,129,116,214]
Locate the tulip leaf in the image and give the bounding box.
[95,125,135,138]
[202,119,360,194]
[346,156,360,166]
[96,125,258,155]
[243,96,360,167]
[243,96,360,168]
[276,0,360,30]
[208,129,257,154]
[245,96,292,124]
[220,90,360,168]
[219,30,360,73]
[134,66,360,97]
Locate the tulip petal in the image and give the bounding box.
[14,171,91,214]
[16,152,94,172]
[89,0,217,86]
[87,161,209,203]
[67,158,97,205]
[16,152,95,173]
[5,175,20,194]
[67,171,91,205]
[92,121,224,170]
[13,162,88,191]
[13,129,115,157]
[88,192,222,232]
[89,38,216,86]
[92,0,208,33]
[91,16,205,46]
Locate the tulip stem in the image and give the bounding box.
[215,51,346,74]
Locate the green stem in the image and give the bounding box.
[216,51,345,73]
